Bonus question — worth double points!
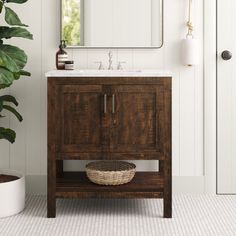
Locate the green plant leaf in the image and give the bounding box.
[5,7,28,27]
[0,95,18,112]
[0,68,29,89]
[0,67,15,89]
[2,105,23,121]
[6,0,28,3]
[0,26,33,40]
[0,95,18,106]
[0,127,16,143]
[19,70,30,76]
[0,98,3,111]
[0,1,3,14]
[14,69,30,79]
[0,44,27,72]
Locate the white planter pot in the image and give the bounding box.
[0,169,25,218]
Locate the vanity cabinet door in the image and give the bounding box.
[110,85,165,154]
[58,85,109,153]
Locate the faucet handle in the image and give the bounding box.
[117,61,126,70]
[94,61,104,70]
[108,50,113,58]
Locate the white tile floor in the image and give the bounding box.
[0,195,236,236]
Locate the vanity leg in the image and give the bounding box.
[47,154,57,218]
[163,79,172,218]
[47,80,58,218]
[47,196,56,218]
[47,151,57,218]
[47,161,56,218]
[163,159,172,218]
[164,191,172,218]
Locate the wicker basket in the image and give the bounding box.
[86,161,136,186]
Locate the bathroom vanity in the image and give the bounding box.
[46,70,172,218]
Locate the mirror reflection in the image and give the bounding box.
[61,0,163,48]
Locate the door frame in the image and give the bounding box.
[204,0,217,194]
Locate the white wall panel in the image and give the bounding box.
[84,0,153,46]
[0,132,10,170]
[179,68,195,175]
[217,0,236,193]
[194,0,204,176]
[0,0,204,178]
[163,0,182,176]
[8,0,43,174]
[0,89,10,170]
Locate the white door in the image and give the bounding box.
[217,0,236,193]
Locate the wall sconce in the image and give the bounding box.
[181,0,199,66]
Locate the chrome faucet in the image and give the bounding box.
[108,51,113,70]
[95,61,104,70]
[117,61,126,70]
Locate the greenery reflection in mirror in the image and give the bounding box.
[62,0,81,46]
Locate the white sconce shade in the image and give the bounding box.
[181,37,199,66]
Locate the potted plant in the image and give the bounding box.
[0,0,32,218]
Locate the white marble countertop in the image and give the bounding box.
[45,69,172,77]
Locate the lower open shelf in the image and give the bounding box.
[56,172,164,198]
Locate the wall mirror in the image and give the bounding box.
[61,0,163,48]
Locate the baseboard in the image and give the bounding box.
[26,175,205,195]
[173,176,205,194]
[26,175,47,195]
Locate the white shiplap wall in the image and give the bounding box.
[0,0,203,178]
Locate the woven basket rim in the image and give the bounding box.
[85,161,136,172]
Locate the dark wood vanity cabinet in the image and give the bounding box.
[47,76,172,218]
[59,85,104,153]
